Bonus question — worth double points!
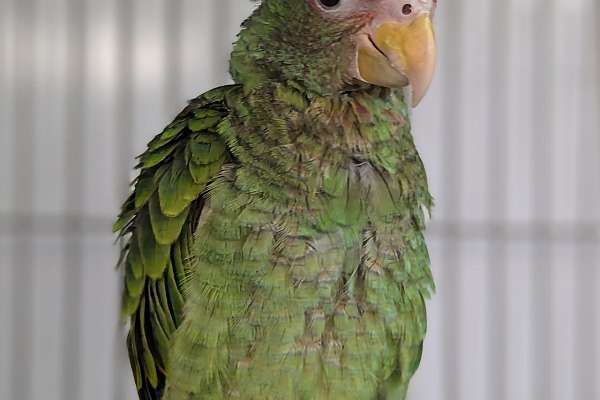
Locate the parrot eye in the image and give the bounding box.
[318,0,341,9]
[402,4,413,15]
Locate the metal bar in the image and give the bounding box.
[212,0,231,83]
[164,0,184,111]
[112,0,136,399]
[1,214,598,243]
[530,0,556,398]
[574,2,600,398]
[439,1,464,399]
[487,1,510,398]
[10,0,35,399]
[0,12,10,399]
[573,6,590,399]
[594,1,600,396]
[0,215,112,236]
[114,0,135,199]
[61,0,88,398]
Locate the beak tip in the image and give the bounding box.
[410,90,421,107]
[410,85,427,107]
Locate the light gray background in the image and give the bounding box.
[0,1,598,399]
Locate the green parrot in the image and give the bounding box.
[114,0,438,399]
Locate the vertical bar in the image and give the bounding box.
[164,0,184,111]
[11,0,36,400]
[440,1,464,399]
[61,0,87,399]
[114,0,135,197]
[487,1,510,399]
[530,1,555,399]
[574,2,600,398]
[596,1,600,156]
[573,5,588,400]
[0,3,14,395]
[595,2,600,394]
[212,1,231,83]
[10,0,35,399]
[0,13,10,396]
[112,0,135,399]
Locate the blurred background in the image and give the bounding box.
[0,0,598,399]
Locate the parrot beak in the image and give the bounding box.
[357,14,437,107]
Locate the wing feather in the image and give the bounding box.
[114,85,237,400]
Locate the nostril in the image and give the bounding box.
[402,4,413,15]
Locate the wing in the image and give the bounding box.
[113,85,237,400]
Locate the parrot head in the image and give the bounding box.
[231,0,437,106]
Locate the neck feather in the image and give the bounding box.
[220,83,428,200]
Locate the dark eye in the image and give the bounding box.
[319,0,341,9]
[402,4,413,15]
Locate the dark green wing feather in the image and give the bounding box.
[114,85,236,400]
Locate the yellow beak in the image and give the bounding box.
[358,15,437,106]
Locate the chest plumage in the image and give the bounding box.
[162,86,434,400]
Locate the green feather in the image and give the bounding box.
[135,173,157,209]
[148,194,190,245]
[138,298,159,388]
[165,260,185,325]
[121,290,141,318]
[147,121,187,151]
[274,84,308,111]
[139,141,180,169]
[113,194,136,233]
[188,110,222,132]
[126,261,145,297]
[187,133,226,165]
[136,210,170,279]
[148,302,170,367]
[158,155,203,217]
[127,239,144,279]
[127,318,143,389]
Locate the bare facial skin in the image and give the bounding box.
[313,0,438,106]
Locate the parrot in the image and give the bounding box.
[114,0,438,399]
